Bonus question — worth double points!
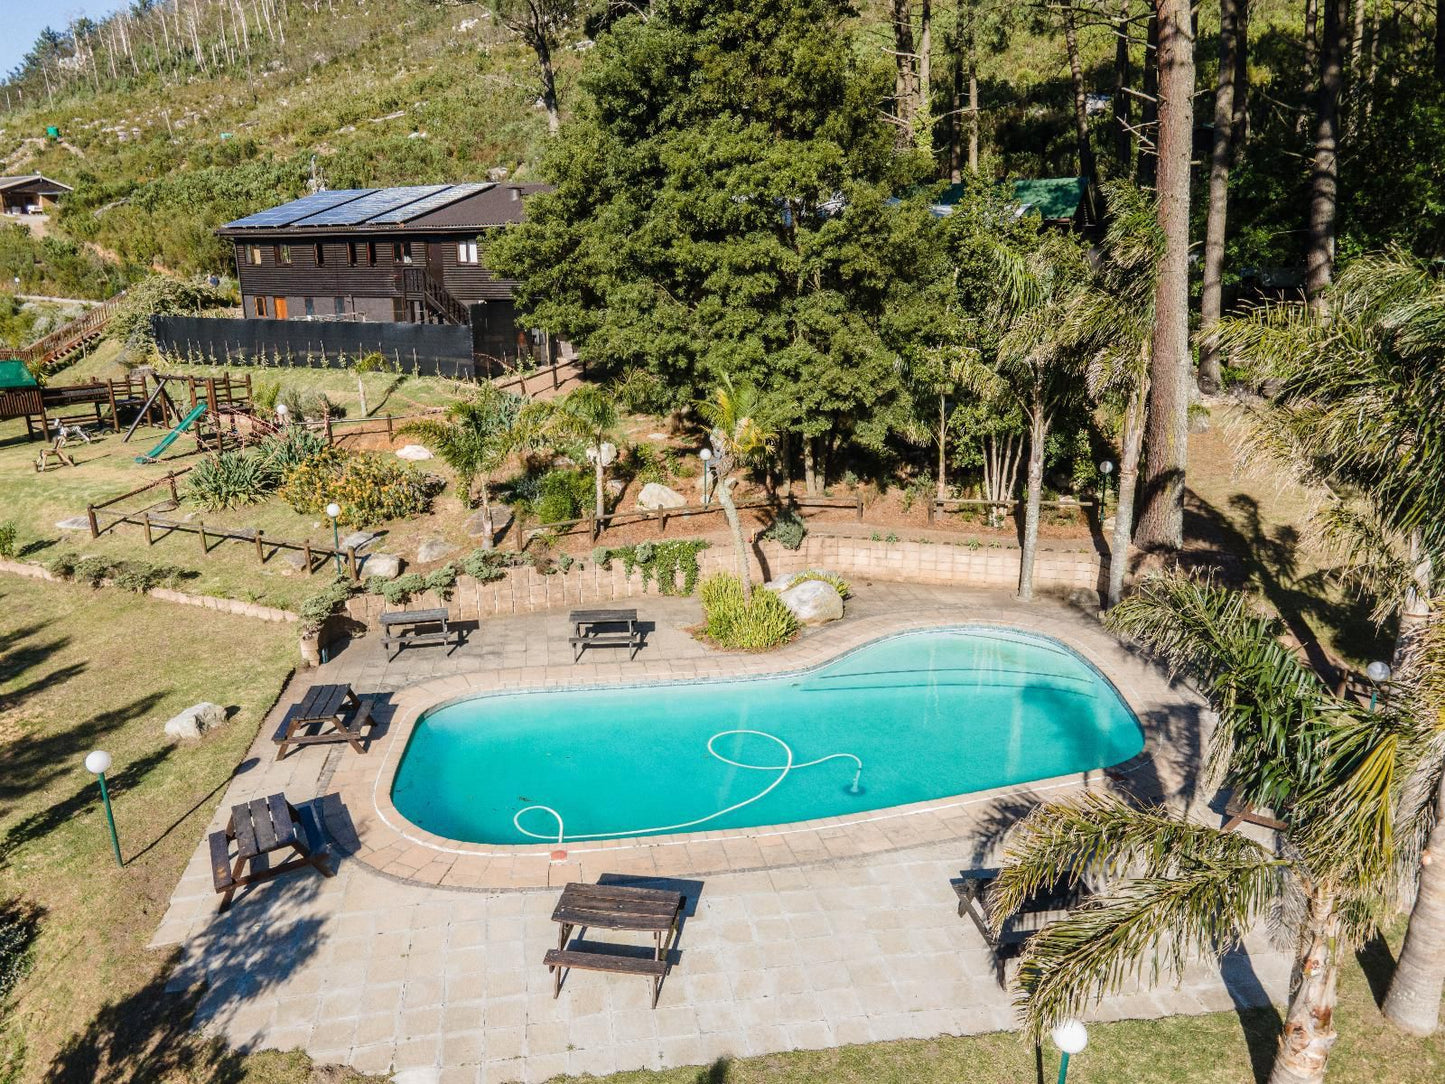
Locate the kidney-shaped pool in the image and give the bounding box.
[390,627,1144,846]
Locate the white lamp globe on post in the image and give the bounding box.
[699,448,713,507]
[84,750,123,868]
[325,502,343,576]
[276,402,289,427]
[1098,459,1114,514]
[1050,1019,1088,1084]
[1365,660,1392,713]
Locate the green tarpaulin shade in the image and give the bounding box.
[0,360,38,390]
[1010,177,1089,222]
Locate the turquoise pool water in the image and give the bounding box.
[390,628,1144,846]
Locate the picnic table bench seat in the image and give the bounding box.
[547,881,685,1007]
[951,868,1083,957]
[208,793,332,910]
[272,682,375,760]
[380,607,459,660]
[568,608,643,662]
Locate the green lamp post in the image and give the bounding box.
[1366,660,1392,713]
[1051,1020,1088,1084]
[84,750,123,868]
[326,502,342,576]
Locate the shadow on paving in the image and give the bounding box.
[45,881,329,1084]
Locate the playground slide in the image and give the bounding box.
[135,403,207,464]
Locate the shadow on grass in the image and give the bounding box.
[695,1057,730,1084]
[1356,931,1397,1009]
[1222,948,1284,1084]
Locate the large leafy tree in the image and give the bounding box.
[994,572,1444,1084]
[490,0,939,488]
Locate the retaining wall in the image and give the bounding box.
[343,535,1106,625]
[0,559,298,622]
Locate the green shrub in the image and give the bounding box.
[700,573,800,650]
[46,552,78,579]
[280,448,441,527]
[45,553,187,592]
[793,569,851,598]
[298,578,355,635]
[253,378,281,414]
[628,443,677,486]
[369,572,427,605]
[73,556,113,587]
[462,548,513,583]
[595,539,709,595]
[533,468,595,524]
[258,426,328,475]
[187,450,279,510]
[0,522,17,560]
[0,898,40,1004]
[761,510,808,551]
[424,564,457,600]
[277,386,345,421]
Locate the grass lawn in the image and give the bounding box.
[0,574,380,1083]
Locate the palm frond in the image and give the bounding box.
[1308,500,1413,625]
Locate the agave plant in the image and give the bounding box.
[993,571,1445,1084]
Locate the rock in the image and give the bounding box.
[464,510,495,540]
[164,702,227,741]
[637,482,686,510]
[56,516,92,531]
[763,573,802,592]
[777,579,844,625]
[648,432,668,441]
[340,530,379,552]
[416,537,458,563]
[362,552,402,579]
[280,551,309,573]
[395,444,434,461]
[1189,408,1211,434]
[605,479,625,499]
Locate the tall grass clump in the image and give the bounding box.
[700,573,800,650]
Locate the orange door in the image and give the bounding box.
[274,297,288,320]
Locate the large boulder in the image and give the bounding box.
[416,536,458,564]
[164,702,227,741]
[777,579,844,625]
[362,553,402,579]
[637,482,686,510]
[340,530,379,552]
[395,444,434,461]
[56,516,92,532]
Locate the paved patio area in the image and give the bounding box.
[152,583,1292,1083]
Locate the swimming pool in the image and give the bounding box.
[390,628,1144,847]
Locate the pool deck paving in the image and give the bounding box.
[152,582,1293,1083]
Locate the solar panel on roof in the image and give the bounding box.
[292,185,450,227]
[366,182,493,224]
[222,189,374,229]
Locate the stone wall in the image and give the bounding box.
[343,535,1105,624]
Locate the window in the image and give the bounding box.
[394,241,413,265]
[457,240,479,265]
[314,243,325,266]
[277,244,292,265]
[254,296,267,317]
[246,245,262,266]
[347,242,358,266]
[303,297,315,317]
[366,242,376,266]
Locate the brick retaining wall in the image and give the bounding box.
[343,536,1105,625]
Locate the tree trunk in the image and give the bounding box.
[968,65,980,172]
[918,0,933,154]
[1269,888,1342,1084]
[891,0,918,136]
[803,437,818,496]
[537,36,560,135]
[1018,408,1047,602]
[1437,0,1445,81]
[1305,0,1319,76]
[1198,0,1245,394]
[478,480,495,549]
[937,394,949,501]
[1232,0,1251,160]
[1135,0,1194,553]
[1137,11,1160,187]
[356,372,368,418]
[1394,532,1433,664]
[1107,371,1148,608]
[1305,0,1347,314]
[1114,0,1133,173]
[950,15,963,182]
[593,454,606,523]
[716,476,752,599]
[1063,1,1096,180]
[1384,773,1445,1035]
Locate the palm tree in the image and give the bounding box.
[993,571,1440,1084]
[1065,181,1164,609]
[697,376,776,600]
[1210,251,1445,661]
[521,383,623,528]
[400,385,524,547]
[988,231,1089,602]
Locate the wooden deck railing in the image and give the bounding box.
[21,289,128,368]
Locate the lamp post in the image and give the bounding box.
[326,502,342,576]
[1098,459,1114,515]
[1051,1019,1088,1084]
[84,750,123,868]
[700,448,713,507]
[1366,660,1392,713]
[276,402,289,427]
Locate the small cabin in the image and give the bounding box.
[0,174,72,215]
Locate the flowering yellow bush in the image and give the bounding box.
[279,447,442,526]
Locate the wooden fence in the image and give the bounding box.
[514,495,863,548]
[21,290,128,369]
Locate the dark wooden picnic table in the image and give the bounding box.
[544,882,685,1007]
[568,608,643,662]
[208,793,333,912]
[952,868,1082,962]
[272,682,373,760]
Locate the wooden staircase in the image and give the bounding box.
[398,267,470,326]
[20,289,127,369]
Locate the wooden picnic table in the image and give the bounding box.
[544,882,685,1008]
[952,868,1082,960]
[272,682,374,760]
[208,793,333,912]
[380,607,460,660]
[568,608,643,662]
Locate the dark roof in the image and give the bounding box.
[217,182,548,236]
[0,174,72,195]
